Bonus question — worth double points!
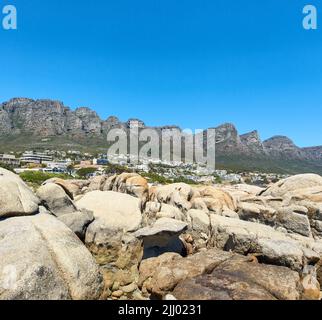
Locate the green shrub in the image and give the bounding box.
[172,176,197,185]
[214,175,223,184]
[142,173,197,185]
[19,171,70,185]
[141,172,172,184]
[0,163,15,172]
[104,163,132,175]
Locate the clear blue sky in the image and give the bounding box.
[0,0,321,147]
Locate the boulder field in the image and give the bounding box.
[1,168,322,300]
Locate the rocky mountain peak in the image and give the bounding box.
[4,97,34,105]
[102,116,122,132]
[214,123,243,154]
[158,125,181,131]
[74,107,101,135]
[75,107,99,117]
[263,135,298,150]
[263,136,304,159]
[106,116,120,123]
[216,122,238,131]
[240,130,260,142]
[215,123,239,140]
[240,130,266,154]
[126,118,145,128]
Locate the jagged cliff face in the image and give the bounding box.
[0,98,321,170]
[240,130,266,155]
[215,123,244,154]
[0,98,123,138]
[1,98,68,136]
[303,146,322,161]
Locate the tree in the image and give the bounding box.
[104,163,132,175]
[77,167,97,178]
[67,164,75,175]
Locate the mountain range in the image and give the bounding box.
[0,98,321,174]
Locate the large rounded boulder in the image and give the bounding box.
[77,191,143,262]
[76,191,142,238]
[102,173,149,206]
[262,174,322,197]
[36,183,78,217]
[0,214,103,300]
[77,191,144,286]
[0,168,40,218]
[149,183,194,212]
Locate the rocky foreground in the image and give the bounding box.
[1,168,322,300]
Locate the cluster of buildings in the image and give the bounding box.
[0,150,287,186]
[0,154,20,167]
[107,154,244,184]
[4,151,110,176]
[0,151,71,174]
